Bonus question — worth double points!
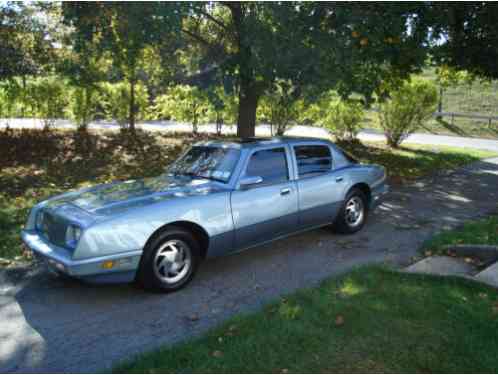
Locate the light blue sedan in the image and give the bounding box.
[22,137,388,292]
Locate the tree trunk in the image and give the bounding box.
[237,84,259,138]
[21,75,26,118]
[437,86,443,120]
[129,80,136,132]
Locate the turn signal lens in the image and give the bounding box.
[101,261,115,269]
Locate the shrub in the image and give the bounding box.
[379,78,438,148]
[100,81,149,128]
[205,87,238,135]
[26,76,68,129]
[0,80,24,119]
[67,86,101,130]
[258,80,301,136]
[325,99,364,141]
[303,91,364,141]
[152,85,209,134]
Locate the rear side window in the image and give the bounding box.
[245,147,289,184]
[294,145,332,178]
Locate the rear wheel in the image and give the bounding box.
[332,188,368,234]
[137,227,200,292]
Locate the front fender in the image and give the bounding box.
[73,191,232,260]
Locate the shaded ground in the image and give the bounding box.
[1,128,493,260]
[0,151,497,373]
[2,118,498,151]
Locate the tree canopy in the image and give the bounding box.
[2,2,498,136]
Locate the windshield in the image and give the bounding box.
[167,146,240,183]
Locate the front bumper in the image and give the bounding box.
[21,230,142,284]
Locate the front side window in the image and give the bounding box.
[168,146,240,183]
[245,147,289,185]
[294,145,332,178]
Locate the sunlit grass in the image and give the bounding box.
[423,216,498,254]
[115,266,498,373]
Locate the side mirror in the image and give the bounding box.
[239,176,263,189]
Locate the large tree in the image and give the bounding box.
[62,2,184,131]
[63,2,437,137]
[181,2,433,137]
[429,2,498,79]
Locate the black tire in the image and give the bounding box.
[137,226,201,293]
[332,188,368,234]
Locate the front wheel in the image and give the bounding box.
[137,227,200,293]
[332,188,368,234]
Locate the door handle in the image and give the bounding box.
[336,177,344,182]
[280,188,291,196]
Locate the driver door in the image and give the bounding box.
[230,146,298,250]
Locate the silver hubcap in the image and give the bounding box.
[345,196,364,227]
[153,239,192,284]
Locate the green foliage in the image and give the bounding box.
[435,65,474,89]
[153,85,209,133]
[302,92,364,141]
[100,82,149,128]
[379,78,438,147]
[0,2,54,81]
[258,80,302,136]
[431,3,498,79]
[62,2,184,129]
[0,81,23,118]
[205,87,238,134]
[67,86,101,129]
[26,76,68,129]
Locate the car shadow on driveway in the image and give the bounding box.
[2,158,498,373]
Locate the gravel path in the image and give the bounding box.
[2,118,498,152]
[1,156,498,373]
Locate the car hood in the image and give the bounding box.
[44,174,229,218]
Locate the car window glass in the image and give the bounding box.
[294,145,332,178]
[245,148,289,184]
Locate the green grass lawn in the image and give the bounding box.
[423,216,498,254]
[115,266,498,373]
[0,128,495,261]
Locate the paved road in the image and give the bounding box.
[2,118,498,152]
[1,156,498,373]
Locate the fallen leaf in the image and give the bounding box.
[187,313,199,322]
[335,315,345,327]
[212,350,223,358]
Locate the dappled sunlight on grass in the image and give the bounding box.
[339,278,365,297]
[423,216,498,254]
[114,266,498,373]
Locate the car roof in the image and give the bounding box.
[195,136,333,149]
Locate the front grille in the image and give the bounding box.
[38,211,68,248]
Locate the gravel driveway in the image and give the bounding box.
[1,156,498,373]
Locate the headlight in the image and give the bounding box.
[65,225,82,248]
